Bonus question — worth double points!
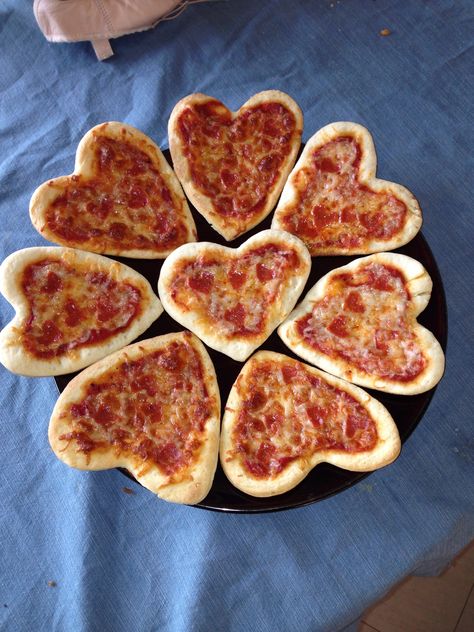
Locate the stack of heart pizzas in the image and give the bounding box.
[0,91,445,505]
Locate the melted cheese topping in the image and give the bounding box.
[44,132,190,254]
[296,262,426,382]
[278,136,407,254]
[228,357,378,478]
[177,100,298,234]
[169,244,303,338]
[21,258,142,358]
[58,338,214,476]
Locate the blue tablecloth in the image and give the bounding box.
[1,2,473,631]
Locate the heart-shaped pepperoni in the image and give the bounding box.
[48,332,220,504]
[0,247,163,376]
[220,351,400,497]
[168,91,303,240]
[272,122,422,254]
[278,253,445,394]
[158,230,311,361]
[29,122,196,258]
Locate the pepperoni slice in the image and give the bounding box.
[328,315,349,337]
[256,263,276,282]
[94,404,114,428]
[314,157,340,173]
[87,196,113,220]
[220,169,237,188]
[306,405,326,427]
[224,303,246,329]
[71,401,89,418]
[43,271,62,293]
[153,442,183,474]
[281,364,298,383]
[228,269,246,290]
[128,185,148,209]
[264,410,284,433]
[344,291,365,313]
[37,320,63,345]
[97,296,120,322]
[65,299,83,327]
[108,222,126,241]
[188,271,214,293]
[131,374,157,397]
[246,390,267,411]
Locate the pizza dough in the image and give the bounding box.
[30,121,196,258]
[0,247,163,376]
[220,351,401,497]
[49,331,221,505]
[278,253,445,394]
[272,122,422,255]
[158,229,311,361]
[168,90,303,240]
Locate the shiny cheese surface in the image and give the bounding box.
[227,357,378,478]
[295,262,426,382]
[177,100,298,234]
[278,136,407,253]
[58,338,214,476]
[168,244,304,337]
[21,258,142,358]
[44,133,190,254]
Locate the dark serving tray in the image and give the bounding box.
[55,149,448,513]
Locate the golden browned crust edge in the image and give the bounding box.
[278,252,445,395]
[158,229,311,361]
[0,247,163,376]
[48,331,221,505]
[168,91,303,241]
[29,122,196,259]
[272,121,423,255]
[219,350,401,497]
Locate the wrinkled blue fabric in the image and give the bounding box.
[1,2,473,631]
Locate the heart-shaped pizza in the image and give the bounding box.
[49,331,221,505]
[278,253,445,394]
[0,247,163,376]
[272,122,422,255]
[220,351,401,497]
[158,230,311,361]
[168,91,303,240]
[29,122,196,258]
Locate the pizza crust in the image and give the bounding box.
[0,247,163,376]
[29,121,196,258]
[158,229,311,361]
[220,350,401,497]
[272,121,423,254]
[278,252,445,395]
[48,332,221,505]
[168,90,303,240]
